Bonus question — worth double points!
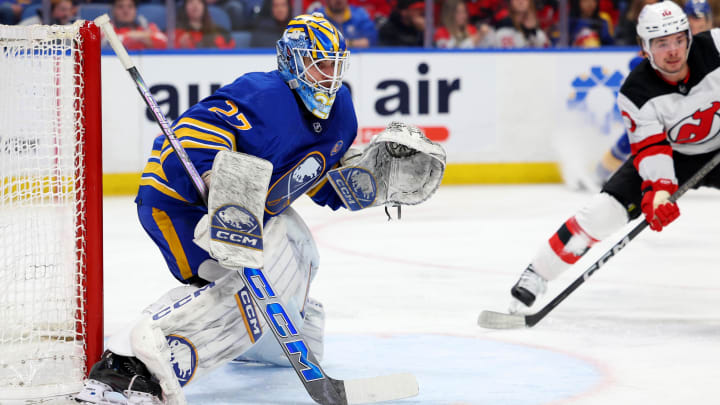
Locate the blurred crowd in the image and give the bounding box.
[0,0,714,49]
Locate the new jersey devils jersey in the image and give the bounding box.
[617,29,720,184]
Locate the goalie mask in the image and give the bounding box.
[636,2,691,75]
[276,13,350,120]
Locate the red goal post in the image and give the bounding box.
[0,20,103,401]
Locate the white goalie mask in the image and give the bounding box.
[636,2,692,74]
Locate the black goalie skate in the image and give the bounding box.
[75,350,163,405]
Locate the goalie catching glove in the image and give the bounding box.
[327,122,446,211]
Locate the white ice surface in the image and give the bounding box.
[103,185,720,405]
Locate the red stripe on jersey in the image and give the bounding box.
[632,144,673,170]
[630,133,667,155]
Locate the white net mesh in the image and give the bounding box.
[0,22,89,401]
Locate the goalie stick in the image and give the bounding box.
[94,15,418,405]
[478,146,720,330]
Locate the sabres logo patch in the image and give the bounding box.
[211,204,262,250]
[327,167,376,211]
[266,152,326,214]
[166,334,197,387]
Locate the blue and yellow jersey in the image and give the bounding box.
[136,70,358,222]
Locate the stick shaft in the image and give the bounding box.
[95,14,207,206]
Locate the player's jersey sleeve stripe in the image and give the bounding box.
[171,124,234,150]
[160,132,231,153]
[144,161,168,181]
[172,117,236,150]
[159,138,229,164]
[630,133,667,155]
[151,207,194,280]
[633,144,673,170]
[139,175,189,202]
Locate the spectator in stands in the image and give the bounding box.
[685,0,714,33]
[206,0,250,30]
[378,0,426,46]
[613,0,656,45]
[307,0,391,22]
[20,0,76,25]
[535,0,559,40]
[491,0,550,47]
[249,0,291,47]
[175,0,235,49]
[467,0,506,25]
[568,0,614,47]
[0,0,30,25]
[314,0,377,47]
[350,0,392,22]
[109,0,168,50]
[434,0,493,48]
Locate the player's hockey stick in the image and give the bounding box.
[94,15,418,405]
[479,147,720,330]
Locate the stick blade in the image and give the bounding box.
[344,373,419,404]
[478,310,527,329]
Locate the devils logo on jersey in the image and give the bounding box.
[621,111,637,133]
[668,101,720,145]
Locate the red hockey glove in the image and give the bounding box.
[641,179,679,232]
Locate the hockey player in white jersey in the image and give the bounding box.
[509,1,720,312]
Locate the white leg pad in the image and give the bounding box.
[236,207,323,365]
[111,207,322,394]
[131,317,187,405]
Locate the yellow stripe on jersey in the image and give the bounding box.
[173,117,236,150]
[173,127,233,149]
[151,207,194,280]
[144,161,168,182]
[159,137,230,165]
[139,176,188,202]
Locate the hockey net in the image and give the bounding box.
[0,21,103,402]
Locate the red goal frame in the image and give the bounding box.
[77,21,103,376]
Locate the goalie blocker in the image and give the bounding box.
[327,122,446,211]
